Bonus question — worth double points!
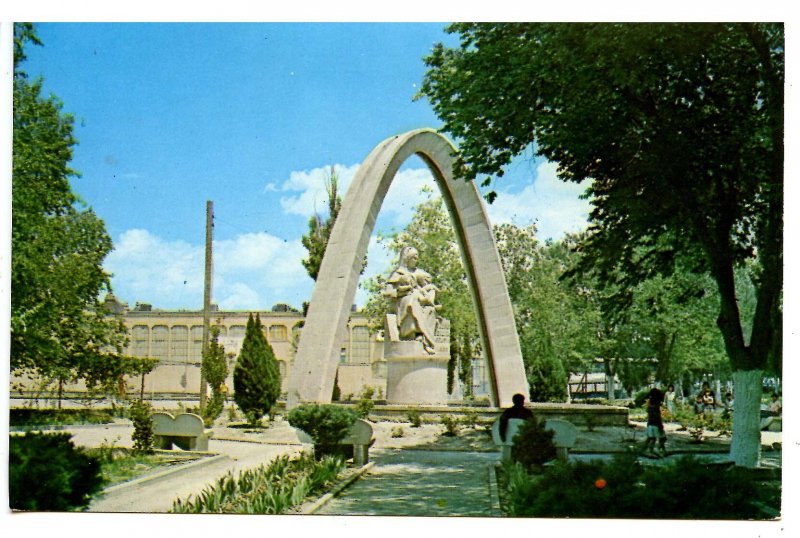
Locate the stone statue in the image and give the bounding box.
[383,246,442,354]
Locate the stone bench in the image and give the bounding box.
[491,417,578,461]
[151,412,213,451]
[340,419,375,466]
[292,418,375,466]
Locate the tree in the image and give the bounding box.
[301,166,342,281]
[363,191,478,397]
[12,23,129,393]
[233,313,281,425]
[201,324,229,426]
[420,23,782,467]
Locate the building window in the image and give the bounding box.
[349,326,370,364]
[228,325,246,341]
[269,324,288,342]
[371,360,387,379]
[170,326,188,361]
[151,325,169,360]
[131,325,149,357]
[190,326,204,361]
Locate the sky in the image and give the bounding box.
[18,22,593,312]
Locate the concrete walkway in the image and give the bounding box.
[314,448,501,517]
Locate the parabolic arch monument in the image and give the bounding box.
[286,129,529,409]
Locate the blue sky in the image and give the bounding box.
[20,22,592,311]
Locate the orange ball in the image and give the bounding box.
[595,478,607,489]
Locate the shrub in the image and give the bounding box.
[10,408,114,427]
[354,386,375,419]
[440,414,460,436]
[286,404,357,457]
[233,313,281,425]
[406,409,423,427]
[9,432,104,511]
[391,426,405,438]
[462,409,480,429]
[129,400,154,453]
[503,453,778,519]
[510,417,557,471]
[202,392,225,428]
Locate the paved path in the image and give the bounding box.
[314,449,501,517]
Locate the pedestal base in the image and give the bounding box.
[386,354,450,405]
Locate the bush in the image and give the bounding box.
[406,409,423,427]
[510,417,557,471]
[9,432,105,511]
[391,426,405,438]
[503,453,778,519]
[462,409,480,429]
[354,386,375,419]
[10,408,114,427]
[233,313,281,425]
[286,404,357,457]
[440,414,460,436]
[129,400,154,453]
[202,392,225,428]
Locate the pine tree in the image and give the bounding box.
[233,313,281,425]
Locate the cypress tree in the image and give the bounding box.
[233,313,281,425]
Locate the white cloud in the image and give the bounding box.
[278,163,360,218]
[106,229,313,311]
[486,161,592,240]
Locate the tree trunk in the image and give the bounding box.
[731,369,762,468]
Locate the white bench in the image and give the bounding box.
[340,419,375,466]
[491,417,578,461]
[151,412,213,451]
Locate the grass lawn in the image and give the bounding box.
[93,450,204,488]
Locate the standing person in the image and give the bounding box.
[665,384,677,415]
[701,382,717,417]
[643,388,667,457]
[499,393,533,442]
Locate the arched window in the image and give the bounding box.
[170,326,189,361]
[131,325,149,357]
[151,325,169,360]
[350,325,371,364]
[269,324,288,342]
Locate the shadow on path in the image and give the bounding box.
[314,449,500,517]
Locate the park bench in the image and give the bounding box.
[151,412,213,451]
[340,419,375,466]
[491,417,578,461]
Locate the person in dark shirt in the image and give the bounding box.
[643,388,667,457]
[499,393,533,442]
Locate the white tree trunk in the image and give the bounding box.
[731,369,762,468]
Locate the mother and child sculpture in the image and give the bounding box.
[382,246,443,355]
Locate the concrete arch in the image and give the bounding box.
[286,129,528,408]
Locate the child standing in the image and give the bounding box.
[643,388,667,457]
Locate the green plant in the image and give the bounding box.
[93,436,121,464]
[391,426,405,438]
[202,392,225,428]
[584,412,597,432]
[233,313,281,425]
[406,409,423,427]
[171,452,345,514]
[510,417,556,471]
[286,404,357,457]
[355,386,375,419]
[462,409,479,429]
[440,414,460,436]
[201,324,229,426]
[227,404,239,422]
[129,399,154,453]
[501,453,778,519]
[9,431,105,511]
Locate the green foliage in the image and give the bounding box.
[406,409,423,427]
[462,409,480,429]
[202,324,229,426]
[11,24,129,391]
[503,453,777,519]
[233,313,281,425]
[354,386,375,419]
[9,408,114,427]
[391,426,405,438]
[129,400,154,453]
[440,414,460,436]
[510,417,557,471]
[9,431,104,511]
[286,404,358,454]
[171,453,345,514]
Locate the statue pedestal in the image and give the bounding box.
[384,319,450,405]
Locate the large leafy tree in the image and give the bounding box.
[12,23,129,392]
[233,313,281,424]
[420,23,782,467]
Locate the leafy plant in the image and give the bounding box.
[406,409,423,427]
[233,313,281,425]
[129,399,153,453]
[286,404,357,457]
[355,386,375,419]
[202,324,229,426]
[510,417,557,472]
[501,453,779,519]
[171,452,345,514]
[9,431,105,511]
[462,409,480,429]
[440,414,460,436]
[391,426,405,438]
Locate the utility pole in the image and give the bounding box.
[200,200,214,411]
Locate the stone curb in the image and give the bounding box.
[98,453,229,497]
[300,462,376,515]
[487,463,502,516]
